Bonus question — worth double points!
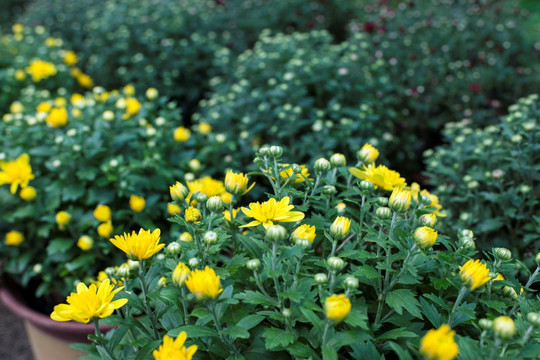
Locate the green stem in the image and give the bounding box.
[138,261,160,340]
[93,319,117,360]
[181,287,190,325]
[488,337,502,360]
[272,241,283,309]
[209,301,238,354]
[356,195,366,242]
[448,286,468,327]
[508,266,539,317]
[292,251,304,293]
[322,320,332,347]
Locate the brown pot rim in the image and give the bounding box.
[0,285,114,343]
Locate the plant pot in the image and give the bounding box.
[0,284,113,360]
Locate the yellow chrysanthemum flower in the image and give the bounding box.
[94,204,112,222]
[291,224,316,243]
[174,126,191,142]
[413,226,438,249]
[224,170,255,196]
[357,143,380,163]
[0,153,35,194]
[77,235,93,251]
[110,228,164,260]
[330,216,351,238]
[459,259,491,290]
[421,189,446,217]
[349,163,406,191]
[420,324,459,360]
[64,50,78,66]
[50,279,128,324]
[172,263,191,286]
[185,266,223,300]
[197,122,212,135]
[123,84,135,96]
[153,332,198,360]
[19,186,37,201]
[10,101,24,114]
[129,195,146,212]
[279,164,311,183]
[76,73,93,88]
[98,222,114,238]
[124,98,141,118]
[389,187,412,212]
[25,59,57,82]
[184,206,202,223]
[240,196,305,229]
[56,211,71,228]
[168,203,181,216]
[5,230,24,246]
[324,294,351,322]
[36,101,52,113]
[70,93,84,106]
[187,176,225,200]
[45,107,68,128]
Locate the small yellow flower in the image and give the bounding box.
[124,98,141,118]
[421,189,446,218]
[420,324,459,360]
[153,332,198,360]
[64,50,78,66]
[224,170,255,196]
[98,222,114,238]
[19,186,37,201]
[186,177,225,203]
[493,316,516,339]
[335,202,346,214]
[220,192,232,205]
[185,206,202,223]
[197,122,212,134]
[129,195,146,212]
[94,205,112,222]
[389,187,411,212]
[493,273,505,282]
[174,126,191,142]
[5,230,24,246]
[357,143,379,163]
[45,37,58,47]
[146,87,158,100]
[12,24,24,34]
[50,279,128,324]
[45,107,68,128]
[459,259,491,291]
[349,163,406,191]
[168,203,181,216]
[330,216,351,238]
[324,294,351,322]
[279,164,310,183]
[70,93,85,106]
[170,181,189,202]
[76,73,93,88]
[56,211,71,228]
[14,70,26,81]
[179,232,193,242]
[185,266,223,300]
[223,208,239,222]
[36,101,52,113]
[0,153,35,194]
[26,59,57,82]
[110,228,164,260]
[123,84,135,96]
[413,226,438,249]
[291,224,316,243]
[241,196,305,229]
[172,263,191,286]
[10,101,24,114]
[77,236,93,251]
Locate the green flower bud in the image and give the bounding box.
[420,194,432,205]
[493,316,516,339]
[327,256,345,271]
[459,229,474,239]
[105,267,116,276]
[377,197,389,206]
[156,253,165,261]
[461,237,476,251]
[269,145,283,158]
[535,252,540,267]
[258,146,271,157]
[158,277,167,288]
[344,276,359,289]
[314,158,332,174]
[291,164,302,174]
[413,226,438,249]
[527,312,540,327]
[359,180,375,191]
[33,264,43,274]
[295,238,311,249]
[419,213,437,227]
[193,192,208,203]
[282,308,292,318]
[314,273,328,284]
[322,185,337,195]
[479,318,493,330]
[330,153,346,167]
[170,181,189,202]
[494,247,512,261]
[502,286,518,300]
[376,207,392,220]
[117,264,130,277]
[203,231,218,245]
[265,225,288,242]
[246,259,261,270]
[188,257,199,268]
[206,196,224,213]
[167,242,181,255]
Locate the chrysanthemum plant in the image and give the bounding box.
[57,145,539,359]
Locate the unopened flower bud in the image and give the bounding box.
[265,225,288,242]
[389,188,411,213]
[527,313,540,327]
[188,258,199,268]
[269,145,283,158]
[282,308,292,318]
[295,238,311,248]
[413,226,438,249]
[493,316,516,339]
[179,232,193,242]
[327,256,345,271]
[291,164,302,174]
[322,185,336,195]
[170,182,189,202]
[376,207,392,220]
[344,276,359,289]
[314,158,332,174]
[193,192,208,203]
[314,273,328,284]
[127,260,139,271]
[206,196,224,213]
[330,216,351,238]
[167,242,181,255]
[502,286,518,300]
[156,253,165,261]
[330,153,346,167]
[33,264,43,274]
[459,229,474,239]
[246,259,261,270]
[335,202,346,214]
[535,252,540,267]
[357,143,379,163]
[105,267,116,276]
[494,247,512,261]
[461,237,476,251]
[420,194,432,205]
[258,146,271,157]
[158,277,167,287]
[360,180,375,191]
[117,264,130,277]
[419,213,437,227]
[479,318,493,330]
[203,231,218,245]
[377,197,388,206]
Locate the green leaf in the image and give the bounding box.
[168,325,218,338]
[299,306,323,334]
[420,297,442,328]
[46,238,73,255]
[134,340,162,360]
[322,346,338,360]
[236,315,265,331]
[96,346,115,360]
[344,309,369,329]
[223,325,250,339]
[377,328,417,341]
[327,330,370,348]
[353,265,382,279]
[385,289,422,318]
[387,342,413,360]
[237,290,277,306]
[262,328,294,349]
[476,218,504,233]
[109,325,129,349]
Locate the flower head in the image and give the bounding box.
[224,170,255,196]
[291,224,316,243]
[459,259,491,290]
[174,126,191,142]
[64,51,78,66]
[170,181,189,202]
[153,332,198,360]
[357,143,379,163]
[241,196,305,229]
[186,176,225,204]
[198,122,212,134]
[56,211,71,228]
[5,230,24,246]
[413,226,438,249]
[98,222,114,238]
[389,187,411,212]
[77,235,93,251]
[129,195,146,212]
[185,206,202,223]
[185,266,223,300]
[172,263,191,286]
[45,107,68,128]
[0,154,35,194]
[50,279,127,323]
[493,316,516,339]
[330,216,351,238]
[349,163,406,191]
[110,228,164,260]
[324,294,351,322]
[94,205,112,222]
[26,59,57,82]
[279,164,311,183]
[124,98,141,118]
[19,186,37,201]
[420,324,458,360]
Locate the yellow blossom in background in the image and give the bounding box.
[324,294,351,322]
[56,211,71,228]
[223,208,239,222]
[45,107,68,128]
[53,96,66,108]
[124,98,141,118]
[50,279,127,324]
[129,195,146,212]
[14,70,26,81]
[146,87,158,100]
[349,163,406,191]
[45,37,58,47]
[186,176,225,204]
[19,186,37,201]
[12,24,24,34]
[241,196,305,229]
[459,259,491,290]
[291,224,316,243]
[421,189,446,217]
[224,170,255,196]
[94,205,112,222]
[389,187,412,212]
[220,192,232,205]
[72,108,82,118]
[197,122,212,134]
[185,266,223,300]
[493,273,505,281]
[279,164,310,183]
[179,232,193,242]
[185,206,202,223]
[335,202,346,214]
[168,203,181,216]
[330,216,351,238]
[174,126,191,142]
[70,93,85,106]
[0,154,34,194]
[64,50,78,66]
[77,236,93,251]
[110,228,164,260]
[172,263,191,286]
[26,59,57,82]
[98,222,114,238]
[36,101,52,113]
[70,67,82,77]
[123,84,135,96]
[357,143,379,163]
[76,73,93,88]
[153,332,198,360]
[5,230,24,246]
[413,226,438,249]
[420,324,458,360]
[10,101,24,114]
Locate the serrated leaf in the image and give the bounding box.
[223,325,250,339]
[344,309,368,329]
[236,315,265,331]
[47,238,73,255]
[299,306,323,334]
[377,328,417,341]
[322,346,338,360]
[327,330,370,348]
[385,289,422,318]
[168,325,218,338]
[420,297,442,328]
[262,328,294,349]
